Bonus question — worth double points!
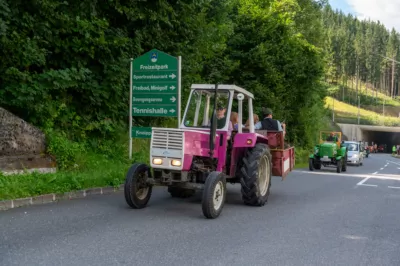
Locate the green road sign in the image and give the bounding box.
[131,127,152,138]
[132,94,177,105]
[132,84,177,93]
[131,49,178,117]
[132,106,177,117]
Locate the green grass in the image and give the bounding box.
[325,96,400,126]
[0,132,151,201]
[0,152,129,201]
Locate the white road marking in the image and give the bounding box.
[294,167,400,189]
[294,170,400,181]
[380,168,384,170]
[343,235,368,240]
[357,177,377,187]
[387,160,400,166]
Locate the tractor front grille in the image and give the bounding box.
[319,146,333,157]
[151,129,183,151]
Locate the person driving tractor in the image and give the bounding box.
[326,132,338,142]
[216,103,233,140]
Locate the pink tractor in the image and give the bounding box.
[124,84,295,219]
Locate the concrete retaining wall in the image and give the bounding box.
[337,123,363,141]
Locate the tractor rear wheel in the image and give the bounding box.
[202,171,227,219]
[124,163,152,209]
[240,143,272,206]
[168,186,195,198]
[336,160,342,173]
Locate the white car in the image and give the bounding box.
[342,141,364,166]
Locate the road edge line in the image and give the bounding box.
[0,184,125,212]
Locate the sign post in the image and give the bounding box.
[129,49,181,159]
[129,58,133,159]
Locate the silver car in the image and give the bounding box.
[342,141,364,166]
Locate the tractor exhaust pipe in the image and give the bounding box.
[209,84,218,158]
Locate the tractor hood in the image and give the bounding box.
[318,142,338,157]
[150,128,227,172]
[320,142,338,148]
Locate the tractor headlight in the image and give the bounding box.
[171,159,182,167]
[315,149,319,154]
[152,158,163,165]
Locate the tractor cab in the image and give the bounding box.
[319,131,342,147]
[180,84,257,164]
[181,84,256,134]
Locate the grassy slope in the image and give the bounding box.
[325,96,400,126]
[334,79,400,107]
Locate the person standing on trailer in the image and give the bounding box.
[254,107,284,132]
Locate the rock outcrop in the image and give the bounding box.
[0,107,55,171]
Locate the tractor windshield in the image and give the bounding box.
[183,89,230,129]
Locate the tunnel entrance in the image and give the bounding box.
[361,129,400,153]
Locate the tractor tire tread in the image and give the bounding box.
[240,143,272,207]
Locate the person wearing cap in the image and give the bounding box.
[254,107,284,132]
[216,103,233,140]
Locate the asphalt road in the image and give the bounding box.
[1,153,400,266]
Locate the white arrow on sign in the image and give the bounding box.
[169,109,176,113]
[169,86,176,90]
[169,73,176,79]
[170,96,176,103]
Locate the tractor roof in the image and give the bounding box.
[190,84,254,99]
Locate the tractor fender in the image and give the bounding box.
[309,154,315,159]
[338,147,347,156]
[335,156,343,161]
[233,133,266,148]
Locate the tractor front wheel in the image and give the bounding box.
[336,160,342,173]
[309,158,314,171]
[124,163,152,209]
[202,171,227,219]
[240,143,272,206]
[342,157,347,172]
[314,160,322,170]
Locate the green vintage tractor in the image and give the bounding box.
[309,131,347,173]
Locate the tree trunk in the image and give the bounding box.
[391,58,395,98]
[356,63,359,100]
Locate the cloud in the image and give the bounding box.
[347,0,400,31]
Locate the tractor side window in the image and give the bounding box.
[183,90,230,129]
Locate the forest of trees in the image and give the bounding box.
[323,5,400,100]
[1,0,399,152]
[0,0,328,148]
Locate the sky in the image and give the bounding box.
[329,0,400,31]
